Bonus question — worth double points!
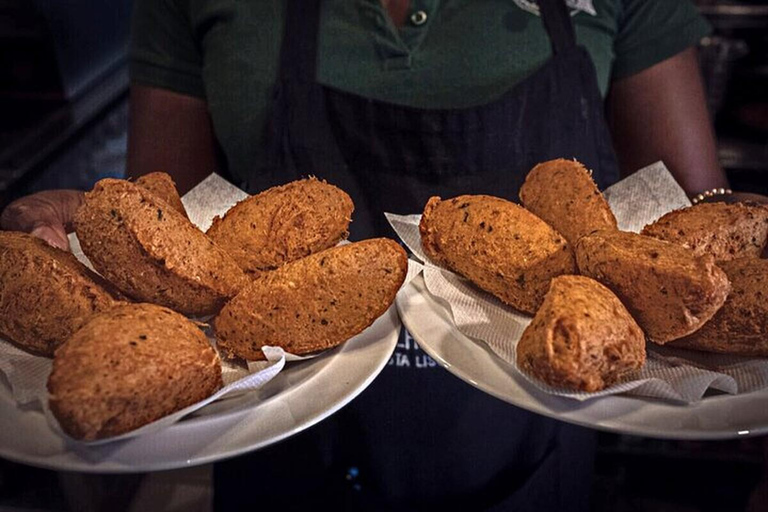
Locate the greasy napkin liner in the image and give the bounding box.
[387,162,768,403]
[0,174,410,443]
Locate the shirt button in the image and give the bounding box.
[410,10,428,26]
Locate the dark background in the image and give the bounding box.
[0,0,767,511]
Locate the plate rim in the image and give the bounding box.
[398,273,768,441]
[0,306,400,473]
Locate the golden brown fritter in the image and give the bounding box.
[641,202,768,262]
[519,158,617,244]
[74,178,247,317]
[575,230,730,344]
[516,275,646,392]
[0,231,120,357]
[419,195,577,314]
[48,303,222,441]
[135,171,189,219]
[214,238,407,360]
[206,178,354,276]
[670,258,768,356]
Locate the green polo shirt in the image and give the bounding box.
[130,0,710,181]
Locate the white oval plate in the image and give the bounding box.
[398,274,768,440]
[0,306,399,473]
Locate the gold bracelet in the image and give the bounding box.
[691,187,733,205]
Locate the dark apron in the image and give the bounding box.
[216,0,619,510]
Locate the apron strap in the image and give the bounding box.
[279,0,321,82]
[538,0,577,55]
[266,0,322,174]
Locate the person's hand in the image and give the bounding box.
[728,192,768,205]
[0,190,85,250]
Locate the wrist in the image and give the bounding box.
[691,187,733,205]
[690,189,768,206]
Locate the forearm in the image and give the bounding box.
[127,85,221,194]
[607,47,729,196]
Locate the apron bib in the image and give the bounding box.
[217,1,618,510]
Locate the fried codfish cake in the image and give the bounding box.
[519,158,617,244]
[575,230,730,344]
[419,195,577,314]
[135,171,188,219]
[74,179,247,317]
[0,231,120,357]
[206,178,354,276]
[214,238,407,360]
[48,303,222,441]
[670,258,768,356]
[517,275,646,392]
[641,202,768,262]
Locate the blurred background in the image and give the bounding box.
[697,0,768,198]
[0,0,130,207]
[0,0,767,511]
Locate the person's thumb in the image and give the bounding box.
[29,224,70,251]
[1,189,85,251]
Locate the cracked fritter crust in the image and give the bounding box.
[74,178,247,317]
[516,275,646,392]
[214,238,407,360]
[48,303,222,440]
[206,178,354,276]
[670,258,768,355]
[135,171,189,219]
[419,194,577,314]
[575,230,730,344]
[641,202,768,262]
[519,158,617,244]
[0,231,120,357]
